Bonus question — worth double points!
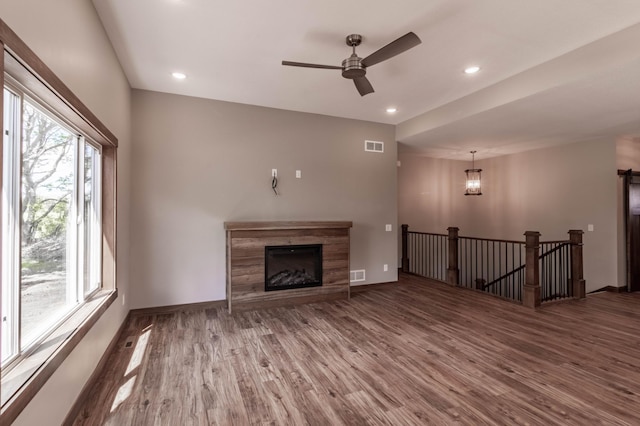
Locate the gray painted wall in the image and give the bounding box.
[131,90,397,309]
[616,137,640,170]
[398,139,619,292]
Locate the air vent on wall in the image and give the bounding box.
[350,269,366,282]
[365,140,384,153]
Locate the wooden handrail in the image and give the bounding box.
[459,235,525,245]
[401,224,584,307]
[482,265,525,290]
[407,231,447,237]
[483,242,569,290]
[539,242,570,259]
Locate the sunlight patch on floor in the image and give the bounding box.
[125,326,152,376]
[110,375,136,413]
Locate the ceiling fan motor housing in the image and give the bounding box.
[342,34,366,79]
[342,55,365,79]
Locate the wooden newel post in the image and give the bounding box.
[401,224,409,272]
[523,231,541,308]
[447,227,459,286]
[569,230,586,299]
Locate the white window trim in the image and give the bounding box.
[83,142,102,297]
[1,79,104,375]
[2,85,22,367]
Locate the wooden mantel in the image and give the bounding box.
[224,221,353,231]
[225,221,352,313]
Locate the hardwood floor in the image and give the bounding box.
[72,274,640,425]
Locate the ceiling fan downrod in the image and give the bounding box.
[342,34,366,79]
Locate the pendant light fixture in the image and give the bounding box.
[465,150,482,196]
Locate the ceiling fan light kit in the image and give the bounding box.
[282,32,422,96]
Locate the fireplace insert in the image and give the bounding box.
[265,244,322,291]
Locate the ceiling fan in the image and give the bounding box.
[282,32,421,96]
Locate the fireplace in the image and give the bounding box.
[225,221,351,312]
[265,244,323,291]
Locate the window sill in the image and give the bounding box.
[0,289,117,424]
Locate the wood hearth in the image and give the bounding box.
[224,221,352,312]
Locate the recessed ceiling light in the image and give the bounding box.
[464,66,480,74]
[172,72,187,80]
[386,107,397,113]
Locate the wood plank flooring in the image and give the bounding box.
[72,274,640,425]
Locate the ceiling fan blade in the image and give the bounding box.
[354,77,374,96]
[282,61,342,70]
[361,32,422,68]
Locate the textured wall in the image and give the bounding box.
[130,89,397,308]
[399,139,619,292]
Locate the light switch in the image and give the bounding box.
[588,224,594,232]
[385,224,392,232]
[296,170,301,178]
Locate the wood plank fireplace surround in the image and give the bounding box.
[225,221,352,312]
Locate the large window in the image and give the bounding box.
[1,82,102,367]
[1,19,117,424]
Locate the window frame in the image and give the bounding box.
[82,140,103,298]
[2,78,105,369]
[1,18,118,425]
[2,84,21,366]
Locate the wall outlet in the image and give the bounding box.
[122,293,126,306]
[385,224,392,232]
[296,170,301,178]
[383,264,388,272]
[588,224,594,232]
[271,169,277,177]
[397,160,401,167]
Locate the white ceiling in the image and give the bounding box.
[92,0,640,159]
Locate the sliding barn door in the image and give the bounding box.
[629,183,640,292]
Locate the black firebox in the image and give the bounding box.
[265,244,323,291]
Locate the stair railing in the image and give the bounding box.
[400,225,586,308]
